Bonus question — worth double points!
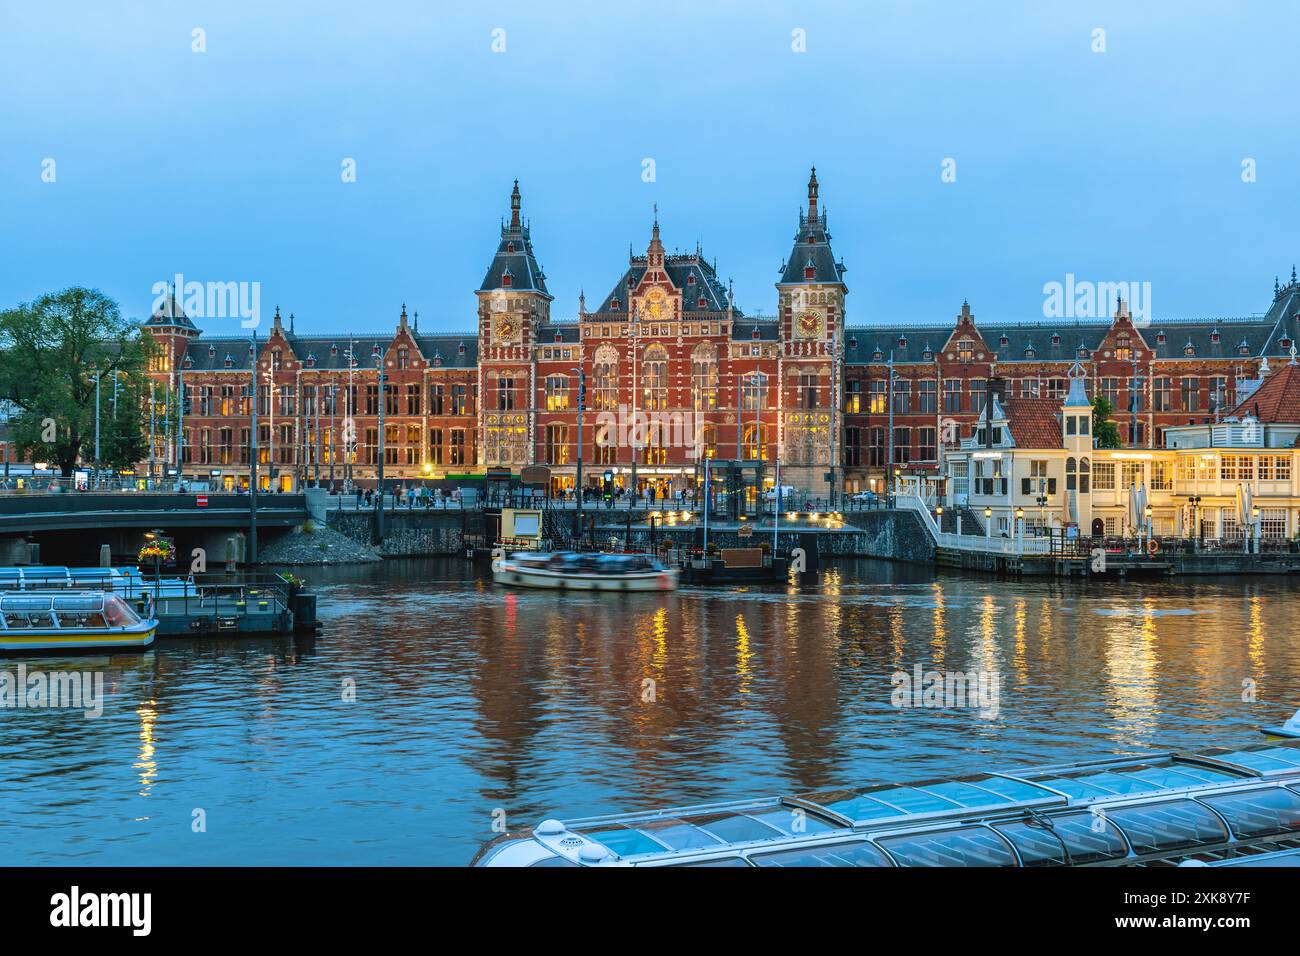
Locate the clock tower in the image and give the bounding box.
[776,168,849,500]
[477,180,552,467]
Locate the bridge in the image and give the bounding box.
[0,492,309,534]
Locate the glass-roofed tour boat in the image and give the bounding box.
[473,731,1300,868]
[493,551,679,592]
[0,590,158,654]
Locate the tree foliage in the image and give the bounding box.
[1091,396,1122,449]
[0,287,156,476]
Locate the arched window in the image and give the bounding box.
[1066,456,1077,491]
[643,344,668,410]
[1078,456,1091,494]
[691,343,717,411]
[741,371,767,411]
[594,345,618,411]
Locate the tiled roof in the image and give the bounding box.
[479,182,550,296]
[1229,360,1300,423]
[1004,397,1064,449]
[778,168,847,287]
[592,249,736,317]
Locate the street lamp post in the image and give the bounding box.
[1016,506,1025,549]
[984,506,993,540]
[1252,505,1261,555]
[376,355,387,542]
[573,366,585,538]
[93,370,101,486]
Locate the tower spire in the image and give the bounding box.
[807,166,819,219]
[509,179,521,231]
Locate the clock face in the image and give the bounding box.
[644,288,669,321]
[495,317,517,342]
[797,310,824,338]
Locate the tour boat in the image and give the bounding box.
[493,551,679,592]
[1262,708,1300,740]
[472,738,1300,867]
[0,591,158,654]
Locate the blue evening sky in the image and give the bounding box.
[2,1,1297,336]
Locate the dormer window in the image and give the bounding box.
[1156,331,1166,344]
[1077,347,1088,359]
[848,338,858,350]
[1239,341,1250,356]
[305,354,316,368]
[183,354,193,368]
[751,327,761,340]
[458,341,466,355]
[501,268,512,288]
[1025,346,1036,358]
[554,331,563,343]
[999,334,1009,347]
[506,242,515,253]
[611,298,621,311]
[208,344,216,356]
[898,336,907,348]
[330,344,338,356]
[803,259,816,280]
[922,349,933,360]
[372,344,381,356]
[628,276,636,288]
[1050,334,1060,346]
[224,355,233,368]
[1184,341,1196,356]
[698,296,708,308]
[873,350,884,361]
[1281,337,1293,350]
[687,274,696,285]
[1210,329,1220,343]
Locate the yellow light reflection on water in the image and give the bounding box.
[1102,600,1160,743]
[735,614,753,692]
[135,699,158,798]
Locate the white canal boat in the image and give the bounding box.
[473,738,1300,867]
[493,551,679,592]
[0,591,158,654]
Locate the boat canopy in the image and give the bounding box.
[474,739,1300,867]
[0,591,144,630]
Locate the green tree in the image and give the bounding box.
[0,287,156,477]
[1092,396,1122,448]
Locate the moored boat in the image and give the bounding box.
[0,591,158,654]
[493,551,679,592]
[1262,707,1300,740]
[472,737,1300,867]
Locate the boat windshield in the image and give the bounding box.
[102,594,142,628]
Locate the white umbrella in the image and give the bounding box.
[1126,482,1139,534]
[1235,483,1247,526]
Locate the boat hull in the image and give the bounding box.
[494,566,678,592]
[0,625,157,654]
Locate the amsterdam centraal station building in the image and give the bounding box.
[141,171,1300,503]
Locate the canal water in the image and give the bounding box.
[2,558,1298,865]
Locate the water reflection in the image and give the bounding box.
[1,557,1298,865]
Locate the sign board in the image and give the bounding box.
[737,524,753,538]
[520,465,550,485]
[721,548,763,569]
[196,495,208,508]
